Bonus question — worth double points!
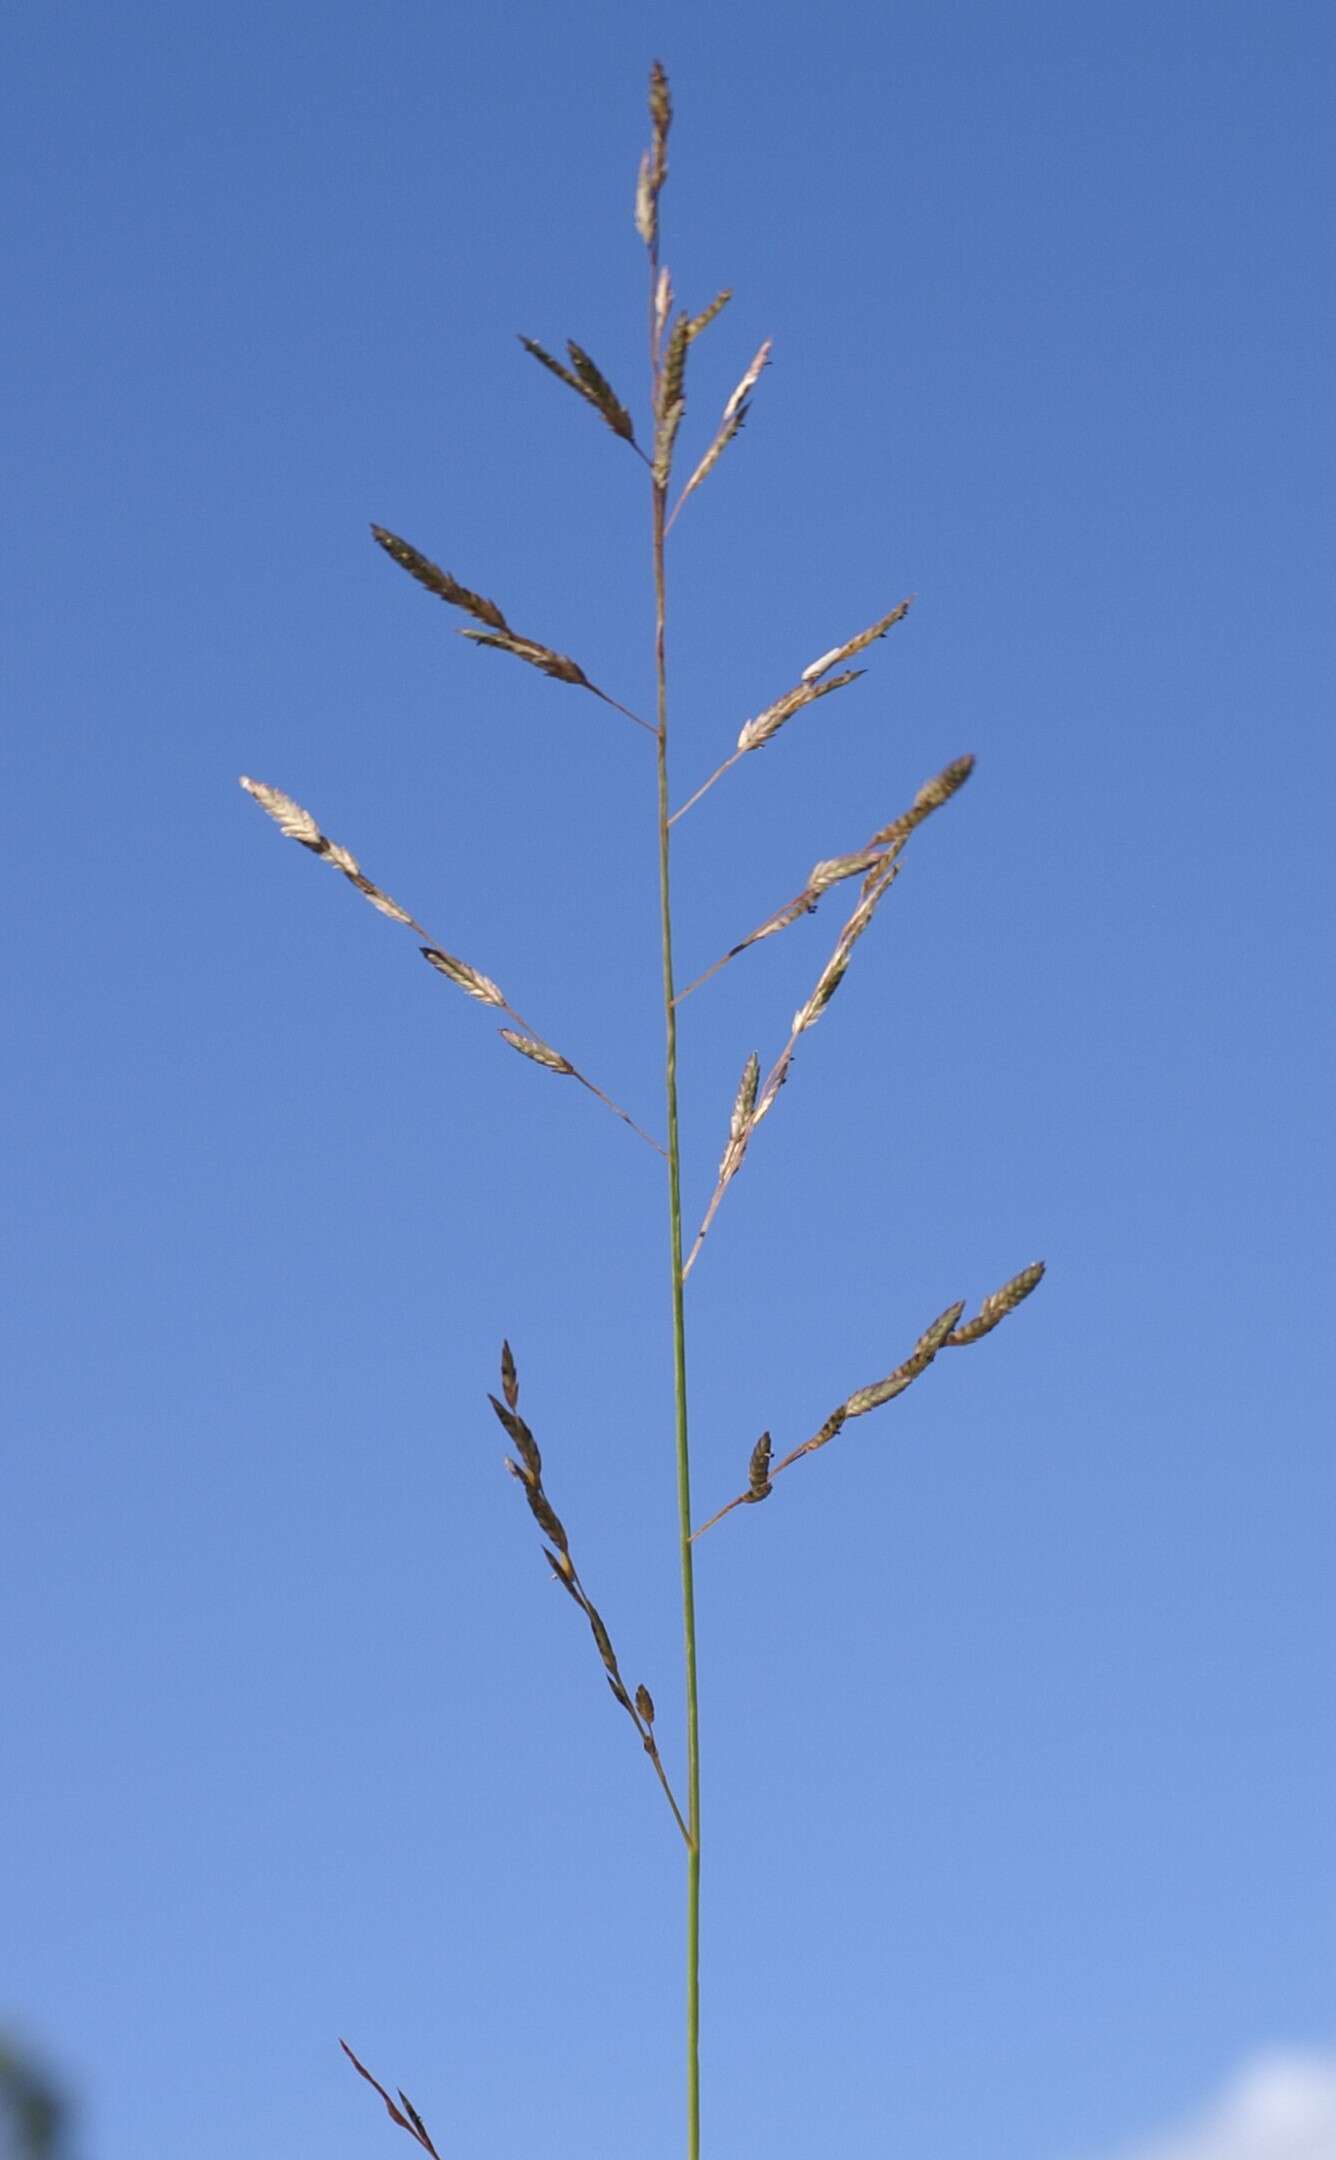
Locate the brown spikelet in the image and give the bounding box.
[490,1356,689,1844]
[372,523,655,732]
[420,946,506,1007]
[500,1339,519,1410]
[340,2042,442,2157]
[457,626,591,687]
[653,314,690,487]
[370,524,509,631]
[498,1028,576,1077]
[946,1261,1047,1346]
[746,1431,773,1502]
[518,336,637,447]
[693,1285,1005,1539]
[489,1392,541,1483]
[648,59,671,183]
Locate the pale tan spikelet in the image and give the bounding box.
[686,290,733,341]
[498,1028,575,1077]
[654,265,673,348]
[790,862,896,1035]
[866,755,976,850]
[239,775,322,850]
[634,1683,656,1726]
[736,665,864,754]
[357,882,415,926]
[946,1260,1046,1346]
[800,597,914,684]
[806,847,885,899]
[730,1051,760,1143]
[672,338,773,518]
[420,946,506,1007]
[370,525,509,631]
[240,776,428,937]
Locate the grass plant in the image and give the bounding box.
[242,62,1043,2159]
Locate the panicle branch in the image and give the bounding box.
[669,597,914,823]
[239,777,664,1154]
[371,524,654,735]
[676,755,976,1003]
[691,1265,1046,1539]
[490,1345,691,1845]
[340,2041,443,2157]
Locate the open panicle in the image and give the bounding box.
[240,60,1046,2160]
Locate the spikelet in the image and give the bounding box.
[800,598,914,684]
[420,947,506,1007]
[240,777,422,932]
[672,339,773,519]
[653,313,690,487]
[746,1431,773,1503]
[729,1051,760,1144]
[676,756,978,1006]
[634,153,655,244]
[372,522,655,729]
[500,1338,519,1411]
[866,755,976,850]
[499,1029,575,1077]
[518,336,637,446]
[686,290,732,341]
[648,58,671,188]
[843,1303,967,1416]
[636,62,672,255]
[370,525,509,630]
[341,2042,443,2157]
[736,665,864,755]
[946,1261,1047,1345]
[456,626,590,687]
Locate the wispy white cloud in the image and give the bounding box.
[1099,2052,1336,2160]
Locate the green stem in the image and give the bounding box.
[653,477,701,2159]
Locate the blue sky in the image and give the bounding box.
[3,5,1333,2157]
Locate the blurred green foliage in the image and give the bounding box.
[0,2040,66,2159]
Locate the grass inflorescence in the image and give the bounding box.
[241,62,1044,2160]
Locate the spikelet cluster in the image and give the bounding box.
[519,336,638,447]
[340,2042,442,2157]
[489,1346,684,1833]
[693,1266,1046,1538]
